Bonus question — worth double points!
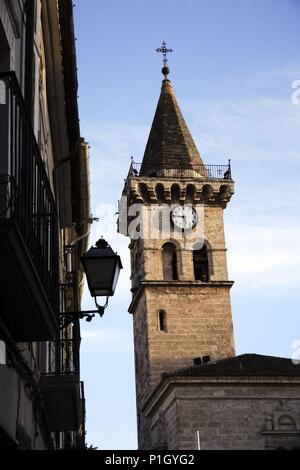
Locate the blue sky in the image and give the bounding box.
[73,0,300,450]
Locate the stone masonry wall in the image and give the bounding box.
[132,283,235,449]
[145,285,235,391]
[148,383,300,450]
[132,294,153,449]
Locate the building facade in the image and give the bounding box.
[120,64,300,449]
[0,1,90,449]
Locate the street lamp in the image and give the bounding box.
[60,238,122,327]
[81,238,123,319]
[81,238,122,302]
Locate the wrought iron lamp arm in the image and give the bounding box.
[60,296,109,329]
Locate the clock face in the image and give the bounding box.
[171,205,197,230]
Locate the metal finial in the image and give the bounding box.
[156,41,173,78]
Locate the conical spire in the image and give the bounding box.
[140,74,204,176]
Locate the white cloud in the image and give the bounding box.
[184,97,300,164]
[227,223,300,292]
[82,121,148,177]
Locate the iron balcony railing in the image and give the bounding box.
[46,339,79,376]
[0,72,59,318]
[123,160,232,193]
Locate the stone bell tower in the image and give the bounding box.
[119,44,235,449]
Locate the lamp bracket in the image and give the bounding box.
[59,297,109,329]
[94,296,109,318]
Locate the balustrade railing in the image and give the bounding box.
[0,72,59,319]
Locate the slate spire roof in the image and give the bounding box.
[140,78,204,176]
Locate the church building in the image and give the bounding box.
[119,43,300,450]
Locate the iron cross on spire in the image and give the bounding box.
[156,41,173,79]
[156,41,173,67]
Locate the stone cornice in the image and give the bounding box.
[126,176,234,207]
[128,280,234,314]
[143,375,300,417]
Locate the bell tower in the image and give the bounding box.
[119,44,235,449]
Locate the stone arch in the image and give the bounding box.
[219,184,230,200]
[139,183,150,203]
[162,241,180,281]
[193,239,214,279]
[219,184,230,194]
[202,184,214,202]
[155,183,165,203]
[171,184,181,202]
[186,184,196,202]
[277,415,297,430]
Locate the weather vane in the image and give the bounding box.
[156,41,173,79]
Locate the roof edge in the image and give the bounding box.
[142,354,300,416]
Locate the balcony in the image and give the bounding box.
[122,160,234,208]
[0,72,59,341]
[130,161,232,179]
[123,160,232,195]
[40,339,81,432]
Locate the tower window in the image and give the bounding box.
[193,246,209,281]
[158,310,167,332]
[162,242,178,281]
[277,415,297,430]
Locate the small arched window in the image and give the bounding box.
[158,310,167,332]
[278,415,297,430]
[193,245,209,282]
[171,184,180,201]
[162,243,178,281]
